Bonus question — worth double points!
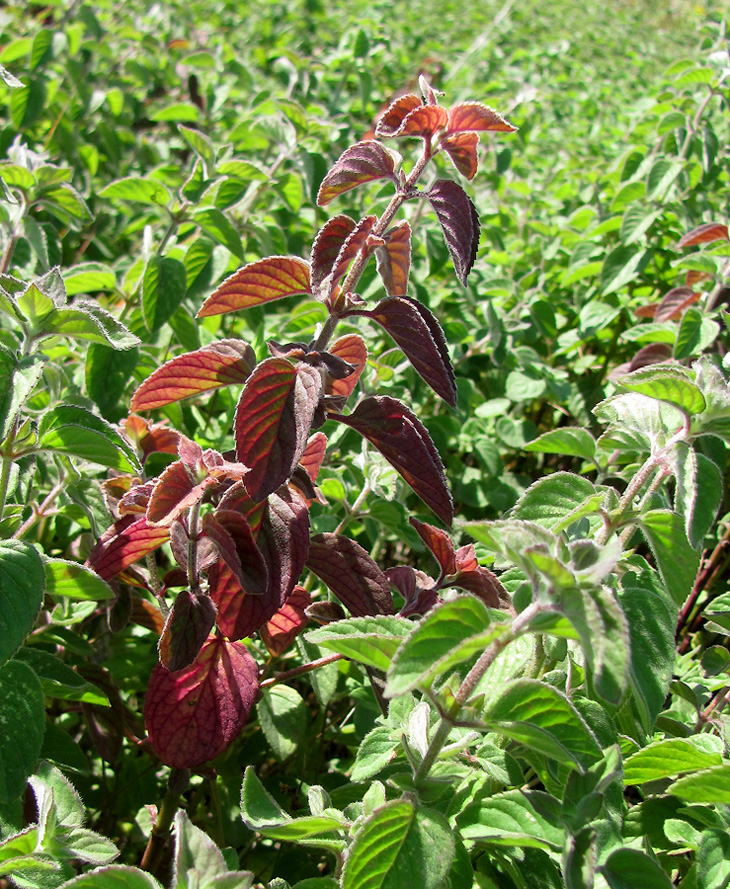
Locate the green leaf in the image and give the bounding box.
[36,303,139,350]
[672,444,722,547]
[564,827,597,889]
[385,596,508,697]
[600,245,644,294]
[668,764,730,803]
[62,263,116,296]
[30,30,52,69]
[150,103,200,123]
[240,767,290,830]
[457,789,564,849]
[511,473,603,532]
[524,428,596,460]
[674,307,703,360]
[696,829,730,889]
[99,178,171,206]
[351,726,399,782]
[620,205,661,245]
[639,510,700,606]
[483,678,601,769]
[305,616,412,672]
[194,208,244,259]
[256,685,306,761]
[142,256,187,333]
[38,405,141,473]
[0,540,45,666]
[54,864,164,887]
[600,848,673,889]
[85,345,140,420]
[178,125,216,176]
[624,738,722,785]
[0,659,44,802]
[616,365,705,416]
[256,815,346,842]
[342,800,454,889]
[2,356,46,434]
[646,157,683,200]
[14,648,108,704]
[174,809,227,889]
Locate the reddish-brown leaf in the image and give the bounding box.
[386,566,439,617]
[326,335,368,399]
[86,516,170,581]
[259,585,311,657]
[235,359,321,501]
[146,461,218,526]
[445,567,503,607]
[217,481,266,538]
[145,635,258,769]
[409,517,456,577]
[677,222,729,248]
[428,179,480,285]
[375,94,422,138]
[385,104,448,138]
[300,432,327,482]
[442,132,479,180]
[317,141,398,206]
[634,303,658,319]
[158,590,217,672]
[686,270,711,287]
[454,543,478,572]
[118,480,156,515]
[357,296,457,407]
[333,396,453,525]
[306,533,394,616]
[123,416,181,460]
[328,215,377,293]
[210,509,268,597]
[654,286,701,322]
[627,343,674,372]
[197,256,312,317]
[375,222,411,296]
[310,215,356,297]
[131,340,256,411]
[447,101,517,134]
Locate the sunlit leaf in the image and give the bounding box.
[299,432,327,482]
[193,207,243,258]
[600,848,673,889]
[86,516,170,581]
[310,215,356,296]
[409,517,456,576]
[198,256,310,317]
[442,132,479,180]
[428,179,479,285]
[259,585,311,657]
[447,101,517,133]
[375,221,411,296]
[317,140,398,206]
[326,334,368,399]
[639,509,700,606]
[375,94,423,138]
[677,222,729,247]
[327,215,377,293]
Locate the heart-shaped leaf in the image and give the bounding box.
[375,221,411,296]
[428,180,480,285]
[145,635,258,769]
[131,340,255,411]
[197,256,311,317]
[317,141,398,206]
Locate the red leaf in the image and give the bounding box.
[386,566,439,617]
[145,635,258,769]
[357,296,457,407]
[326,335,368,399]
[654,286,701,322]
[259,585,311,657]
[447,101,517,134]
[409,517,456,577]
[123,416,181,460]
[118,480,156,515]
[86,516,170,581]
[146,461,217,526]
[130,340,256,411]
[677,222,729,248]
[234,359,322,501]
[375,221,411,296]
[217,481,266,538]
[209,509,268,597]
[310,215,356,297]
[197,256,311,317]
[442,132,479,180]
[454,544,478,572]
[306,533,394,616]
[627,343,674,372]
[333,396,453,525]
[158,590,217,672]
[316,141,398,206]
[328,215,377,295]
[300,432,327,482]
[428,180,480,285]
[634,303,658,319]
[686,270,711,287]
[445,567,503,607]
[375,94,422,138]
[378,103,448,139]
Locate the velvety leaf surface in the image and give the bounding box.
[43,557,114,601]
[259,585,311,656]
[427,179,479,285]
[0,659,44,803]
[131,340,255,411]
[328,215,377,292]
[442,132,479,180]
[306,533,394,616]
[600,849,673,889]
[310,215,356,296]
[359,296,456,406]
[146,460,217,526]
[640,509,700,606]
[197,256,311,317]
[334,396,453,524]
[316,141,398,206]
[54,865,164,888]
[0,540,45,666]
[388,103,448,138]
[145,635,258,769]
[375,221,411,296]
[457,789,564,849]
[326,335,368,399]
[677,222,729,247]
[409,517,456,576]
[447,101,517,133]
[86,516,170,581]
[158,590,217,672]
[375,94,422,138]
[623,738,722,785]
[234,359,321,501]
[142,255,187,333]
[300,432,327,482]
[306,615,411,672]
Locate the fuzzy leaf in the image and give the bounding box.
[306,615,411,672]
[677,222,729,247]
[601,849,673,889]
[131,340,256,411]
[235,359,321,501]
[442,132,479,180]
[86,516,170,581]
[375,221,411,296]
[428,180,479,285]
[327,215,377,293]
[0,660,44,803]
[457,789,564,849]
[174,809,229,889]
[317,141,398,206]
[159,591,217,672]
[447,101,517,133]
[145,635,258,769]
[260,585,311,656]
[640,509,700,606]
[39,405,141,473]
[0,541,45,666]
[197,257,311,317]
[326,335,368,399]
[389,103,448,138]
[334,396,453,524]
[409,517,456,576]
[54,865,164,888]
[673,443,723,548]
[524,428,596,460]
[299,432,327,482]
[146,461,217,526]
[653,286,701,322]
[310,215,356,296]
[667,764,730,803]
[306,533,394,616]
[142,256,187,333]
[43,557,114,601]
[257,684,306,760]
[624,738,722,785]
[375,94,422,138]
[616,364,705,416]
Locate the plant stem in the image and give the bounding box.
[259,652,343,689]
[12,478,66,539]
[140,768,189,879]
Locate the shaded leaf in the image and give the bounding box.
[600,849,673,889]
[0,540,45,666]
[447,101,517,133]
[306,533,394,616]
[198,257,311,317]
[257,685,306,760]
[142,256,187,333]
[375,221,411,296]
[326,334,368,399]
[327,215,377,294]
[654,286,701,322]
[193,208,243,258]
[131,340,256,411]
[159,590,217,672]
[428,180,479,285]
[0,659,44,803]
[317,141,398,206]
[409,517,456,576]
[86,516,170,581]
[333,396,453,524]
[145,635,258,769]
[457,789,564,850]
[39,404,141,473]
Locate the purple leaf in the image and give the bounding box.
[428,179,480,285]
[317,141,398,206]
[158,590,217,672]
[310,215,356,297]
[375,221,411,296]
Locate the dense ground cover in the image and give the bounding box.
[1,0,730,887]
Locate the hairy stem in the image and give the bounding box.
[140,768,189,879]
[260,652,343,689]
